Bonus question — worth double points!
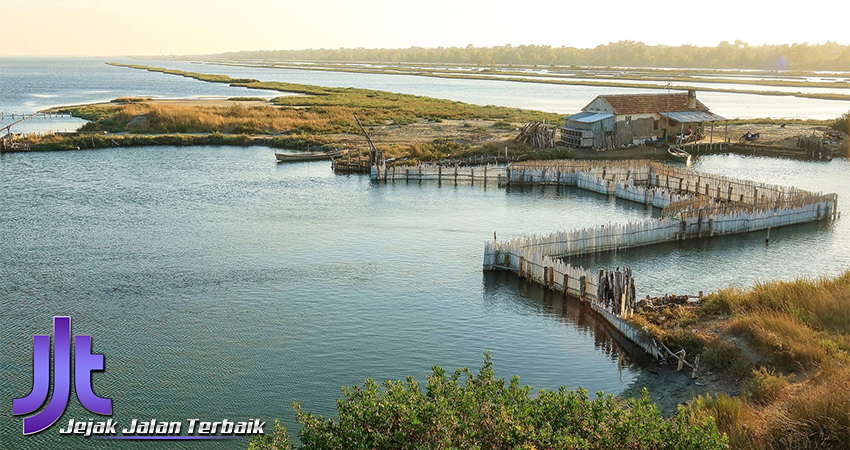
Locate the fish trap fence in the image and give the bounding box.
[371,163,507,183]
[649,164,816,204]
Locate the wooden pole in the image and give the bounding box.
[353,114,378,165]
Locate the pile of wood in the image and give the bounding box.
[514,121,556,149]
[637,294,696,311]
[597,267,636,317]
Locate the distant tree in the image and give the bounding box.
[210,42,850,71]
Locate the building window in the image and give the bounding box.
[653,120,660,130]
[625,115,632,125]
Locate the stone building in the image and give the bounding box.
[561,90,726,149]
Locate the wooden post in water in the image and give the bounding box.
[580,276,587,302]
[697,210,703,237]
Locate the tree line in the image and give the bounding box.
[207,41,850,71]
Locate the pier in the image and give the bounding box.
[372,159,839,366]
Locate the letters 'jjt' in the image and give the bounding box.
[13,317,112,435]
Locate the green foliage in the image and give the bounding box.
[285,353,726,450]
[680,394,746,447]
[23,132,259,151]
[829,112,849,134]
[743,367,791,405]
[110,97,148,103]
[248,420,291,450]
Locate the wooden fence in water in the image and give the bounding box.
[371,163,508,184]
[479,159,838,363]
[484,239,662,359]
[371,159,839,364]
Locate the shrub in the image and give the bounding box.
[680,394,747,448]
[248,420,291,450]
[829,112,849,134]
[282,353,727,450]
[743,367,791,405]
[700,338,752,378]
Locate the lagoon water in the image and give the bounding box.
[1,59,848,449]
[135,59,850,121]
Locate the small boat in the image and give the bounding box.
[275,148,347,163]
[667,146,691,162]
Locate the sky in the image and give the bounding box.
[0,0,848,57]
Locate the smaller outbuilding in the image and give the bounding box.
[561,90,727,150]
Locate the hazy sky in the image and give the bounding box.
[1,0,848,57]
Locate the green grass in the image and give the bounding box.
[21,131,326,151]
[228,97,269,101]
[106,63,562,128]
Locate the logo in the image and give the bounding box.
[13,317,111,435]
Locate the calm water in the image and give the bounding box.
[149,59,850,120]
[0,58,281,133]
[2,147,847,449]
[1,58,848,128]
[2,146,651,449]
[1,59,847,449]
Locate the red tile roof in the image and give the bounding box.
[585,93,710,115]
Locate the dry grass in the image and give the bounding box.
[743,367,792,405]
[104,63,561,131]
[705,271,850,372]
[667,271,850,449]
[685,365,850,450]
[75,103,359,135]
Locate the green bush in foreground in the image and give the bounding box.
[250,353,727,449]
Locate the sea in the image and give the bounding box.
[1,57,848,449]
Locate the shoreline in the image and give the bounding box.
[192,59,850,102]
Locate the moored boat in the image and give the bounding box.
[275,148,347,162]
[667,146,691,162]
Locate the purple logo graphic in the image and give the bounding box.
[13,317,112,435]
